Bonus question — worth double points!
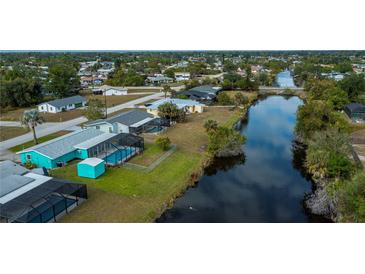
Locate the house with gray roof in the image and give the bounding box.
[84,109,159,134]
[145,75,173,86]
[344,103,365,122]
[180,85,222,103]
[38,95,87,113]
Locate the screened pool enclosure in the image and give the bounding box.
[0,179,87,223]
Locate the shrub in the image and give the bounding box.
[207,126,246,156]
[217,92,232,105]
[156,137,171,151]
[338,171,365,222]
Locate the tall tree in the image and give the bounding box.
[162,85,172,98]
[83,98,106,121]
[47,63,80,98]
[20,109,44,144]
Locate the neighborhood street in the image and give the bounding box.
[0,92,164,152]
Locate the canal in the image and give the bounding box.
[157,96,329,222]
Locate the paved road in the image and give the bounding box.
[0,92,164,151]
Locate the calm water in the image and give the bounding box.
[276,70,296,88]
[157,96,329,223]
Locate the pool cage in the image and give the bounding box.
[103,133,145,166]
[130,117,170,135]
[0,179,87,223]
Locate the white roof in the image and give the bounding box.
[0,173,52,204]
[147,98,205,110]
[130,117,155,128]
[74,132,117,150]
[78,158,105,167]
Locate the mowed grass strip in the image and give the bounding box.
[129,142,166,167]
[9,130,71,153]
[0,126,29,141]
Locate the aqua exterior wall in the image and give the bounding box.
[20,151,53,169]
[77,161,105,179]
[20,150,86,169]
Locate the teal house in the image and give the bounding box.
[18,129,117,169]
[17,128,144,169]
[77,158,105,179]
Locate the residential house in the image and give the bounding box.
[93,85,128,96]
[179,85,222,103]
[17,128,144,169]
[174,72,190,81]
[38,95,87,113]
[84,109,159,134]
[146,98,205,116]
[344,103,365,122]
[146,74,173,86]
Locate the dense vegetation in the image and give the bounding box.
[295,77,365,222]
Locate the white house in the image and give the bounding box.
[92,85,128,96]
[38,95,87,113]
[174,72,190,81]
[104,87,128,96]
[84,109,157,134]
[146,98,205,116]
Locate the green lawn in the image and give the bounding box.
[129,142,165,166]
[51,150,202,222]
[9,131,70,153]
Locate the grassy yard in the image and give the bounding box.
[0,126,29,141]
[129,142,166,166]
[89,94,147,108]
[51,107,242,222]
[9,130,71,153]
[127,89,161,93]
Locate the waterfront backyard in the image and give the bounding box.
[51,107,242,222]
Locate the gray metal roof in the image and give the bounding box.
[86,109,154,127]
[18,128,105,159]
[0,160,29,177]
[345,103,365,113]
[0,175,34,198]
[41,95,86,108]
[189,85,222,94]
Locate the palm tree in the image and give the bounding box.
[20,109,44,144]
[162,85,172,98]
[204,119,218,133]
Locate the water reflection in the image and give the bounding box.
[157,96,329,223]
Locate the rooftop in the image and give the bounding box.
[17,128,106,159]
[147,98,205,110]
[189,85,222,94]
[86,109,155,127]
[40,95,86,108]
[78,158,105,167]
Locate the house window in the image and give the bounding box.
[69,104,73,107]
[26,154,32,160]
[40,106,43,110]
[96,126,100,129]
[109,127,112,133]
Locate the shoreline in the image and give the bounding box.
[154,103,252,222]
